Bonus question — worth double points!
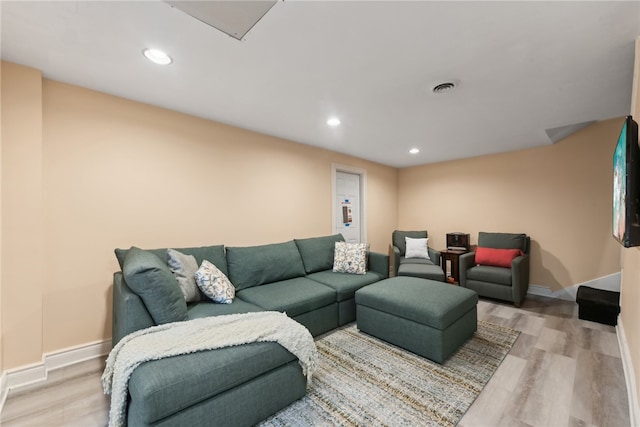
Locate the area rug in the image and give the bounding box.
[260,320,519,427]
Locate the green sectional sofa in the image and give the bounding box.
[111,234,388,427]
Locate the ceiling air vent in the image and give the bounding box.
[432,82,457,93]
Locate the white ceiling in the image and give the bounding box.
[2,1,639,168]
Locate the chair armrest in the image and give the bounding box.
[511,254,530,306]
[458,251,476,287]
[368,251,390,278]
[391,246,401,276]
[428,247,441,266]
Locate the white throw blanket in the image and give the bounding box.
[101,311,318,427]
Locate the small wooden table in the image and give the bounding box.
[440,249,468,284]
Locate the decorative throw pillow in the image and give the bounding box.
[475,247,523,268]
[194,260,235,304]
[333,242,368,275]
[405,237,430,259]
[167,249,201,303]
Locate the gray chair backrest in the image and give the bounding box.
[392,230,428,256]
[478,232,530,254]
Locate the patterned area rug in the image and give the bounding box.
[260,321,519,427]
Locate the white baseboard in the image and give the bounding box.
[4,363,47,390]
[0,339,111,415]
[617,317,640,427]
[43,339,112,373]
[528,272,621,301]
[0,371,7,416]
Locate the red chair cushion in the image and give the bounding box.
[475,247,523,268]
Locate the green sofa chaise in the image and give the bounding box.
[111,234,389,426]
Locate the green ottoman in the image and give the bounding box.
[355,277,478,363]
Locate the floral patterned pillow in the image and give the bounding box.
[333,242,369,275]
[194,260,235,304]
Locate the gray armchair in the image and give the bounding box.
[391,230,445,282]
[459,232,530,307]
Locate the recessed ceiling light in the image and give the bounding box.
[327,117,341,127]
[142,48,172,65]
[409,148,420,154]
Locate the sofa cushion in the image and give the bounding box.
[116,245,228,276]
[467,265,512,286]
[307,270,383,301]
[187,299,263,319]
[477,232,527,252]
[399,257,435,266]
[398,257,444,281]
[333,242,368,275]
[294,234,345,274]
[355,277,478,330]
[122,247,188,325]
[194,260,235,304]
[128,342,297,424]
[167,249,201,303]
[226,241,306,290]
[236,277,335,316]
[397,261,445,282]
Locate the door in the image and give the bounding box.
[334,171,361,243]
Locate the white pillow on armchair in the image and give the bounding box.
[405,237,430,260]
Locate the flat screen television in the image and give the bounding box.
[613,115,640,247]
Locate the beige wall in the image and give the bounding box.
[620,36,640,414]
[0,62,397,368]
[398,118,622,291]
[1,60,3,372]
[0,60,3,371]
[1,62,45,370]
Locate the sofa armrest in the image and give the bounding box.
[112,272,155,346]
[511,254,530,306]
[428,247,441,266]
[458,251,476,287]
[391,246,401,277]
[369,251,390,278]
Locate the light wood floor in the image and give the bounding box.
[1,295,630,427]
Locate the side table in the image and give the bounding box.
[440,249,468,284]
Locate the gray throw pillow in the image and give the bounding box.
[122,246,188,325]
[167,248,201,303]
